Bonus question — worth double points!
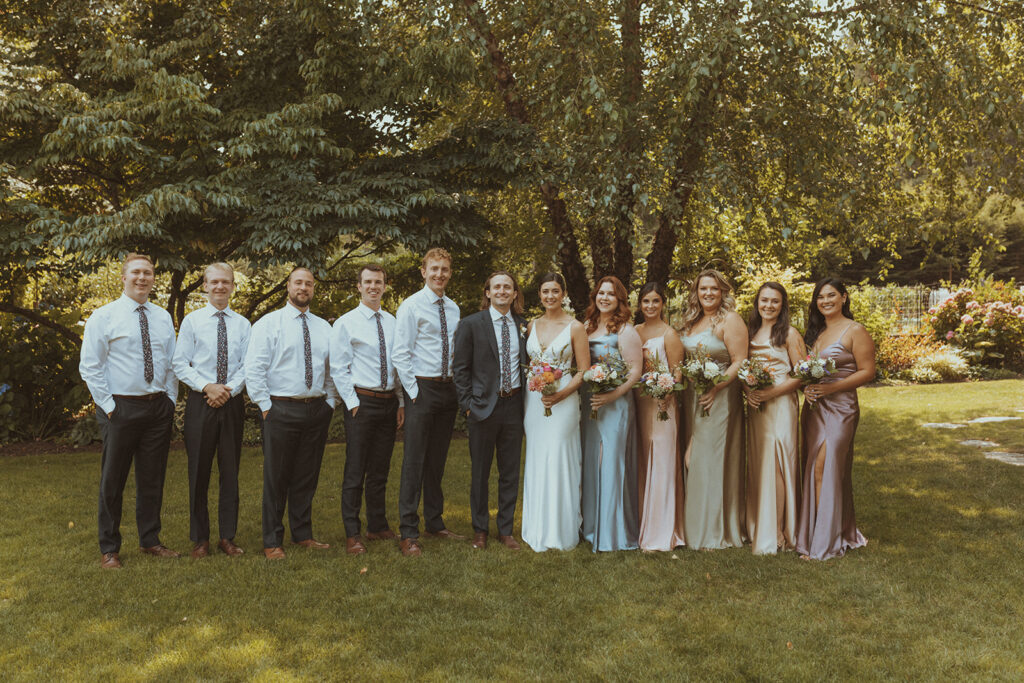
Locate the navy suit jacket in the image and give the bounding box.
[452,309,528,421]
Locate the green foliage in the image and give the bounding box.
[925,276,1024,370]
[0,315,89,443]
[905,347,971,383]
[875,334,944,380]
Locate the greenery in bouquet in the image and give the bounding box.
[789,352,837,410]
[526,357,565,417]
[737,356,774,412]
[678,345,729,417]
[639,350,684,421]
[583,353,630,419]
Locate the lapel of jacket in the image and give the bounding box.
[483,310,500,363]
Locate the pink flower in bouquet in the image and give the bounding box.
[589,366,607,382]
[656,374,675,391]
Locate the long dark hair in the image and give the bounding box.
[748,282,791,348]
[634,281,668,325]
[804,278,854,347]
[537,272,566,293]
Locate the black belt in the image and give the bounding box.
[270,395,323,403]
[416,376,454,383]
[112,393,164,401]
[498,387,522,398]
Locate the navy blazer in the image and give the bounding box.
[452,309,529,421]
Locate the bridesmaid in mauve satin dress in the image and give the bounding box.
[797,278,877,561]
[743,283,805,555]
[634,282,685,551]
[679,270,748,551]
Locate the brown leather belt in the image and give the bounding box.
[355,387,395,399]
[270,395,322,403]
[415,375,453,383]
[113,393,164,401]
[498,387,522,398]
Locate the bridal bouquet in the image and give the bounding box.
[639,352,685,421]
[789,352,837,410]
[678,345,729,417]
[526,357,564,417]
[737,356,774,412]
[583,353,630,419]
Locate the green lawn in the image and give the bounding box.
[1,381,1023,680]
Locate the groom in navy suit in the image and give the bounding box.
[452,271,529,550]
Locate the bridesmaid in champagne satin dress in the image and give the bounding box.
[797,278,876,560]
[743,283,805,555]
[679,270,748,550]
[522,273,590,552]
[634,282,685,551]
[580,276,643,552]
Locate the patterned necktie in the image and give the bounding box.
[374,311,388,389]
[501,315,511,393]
[136,305,154,383]
[300,312,313,389]
[436,298,449,377]
[214,311,228,384]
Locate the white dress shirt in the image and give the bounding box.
[79,294,178,415]
[172,304,252,396]
[489,306,521,390]
[330,303,403,411]
[244,302,340,413]
[392,285,461,400]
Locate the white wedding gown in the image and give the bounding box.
[521,322,582,551]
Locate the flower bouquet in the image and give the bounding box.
[737,356,774,412]
[526,357,564,417]
[789,352,837,410]
[639,351,685,421]
[582,353,630,419]
[679,345,729,417]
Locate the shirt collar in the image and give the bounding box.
[285,301,309,318]
[357,302,381,319]
[205,303,233,318]
[120,293,151,310]
[422,285,446,304]
[489,306,512,322]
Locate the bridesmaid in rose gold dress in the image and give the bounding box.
[743,283,805,555]
[797,278,876,560]
[634,282,685,551]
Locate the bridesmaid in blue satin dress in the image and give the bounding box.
[580,276,643,552]
[797,278,876,560]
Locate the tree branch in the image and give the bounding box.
[0,302,81,343]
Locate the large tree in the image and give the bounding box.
[442,0,1024,311]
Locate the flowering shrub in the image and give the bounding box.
[905,347,971,383]
[925,279,1024,370]
[875,334,944,378]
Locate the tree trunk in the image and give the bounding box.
[612,0,642,286]
[166,270,186,327]
[461,0,590,315]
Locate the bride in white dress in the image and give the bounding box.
[522,273,591,551]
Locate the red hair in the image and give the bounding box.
[583,276,632,334]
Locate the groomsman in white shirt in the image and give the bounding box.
[392,248,465,557]
[330,264,404,555]
[172,262,251,559]
[80,253,179,569]
[245,267,339,559]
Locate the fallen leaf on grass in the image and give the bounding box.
[68,521,74,529]
[705,573,711,580]
[670,554,678,560]
[359,567,368,575]
[181,617,188,622]
[786,642,793,650]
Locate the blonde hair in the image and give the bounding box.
[203,262,234,282]
[121,253,154,274]
[682,269,736,332]
[422,247,452,268]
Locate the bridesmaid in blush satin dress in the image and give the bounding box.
[634,282,685,551]
[679,270,748,550]
[797,278,876,561]
[580,276,643,552]
[521,273,590,552]
[743,283,805,555]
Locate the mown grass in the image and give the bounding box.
[1,380,1023,680]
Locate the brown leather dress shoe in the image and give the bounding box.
[293,538,330,550]
[100,552,122,569]
[399,538,422,557]
[346,536,367,555]
[423,528,466,540]
[218,539,244,556]
[140,544,181,558]
[365,529,397,541]
[263,547,286,560]
[471,532,488,549]
[191,541,210,559]
[498,535,521,550]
